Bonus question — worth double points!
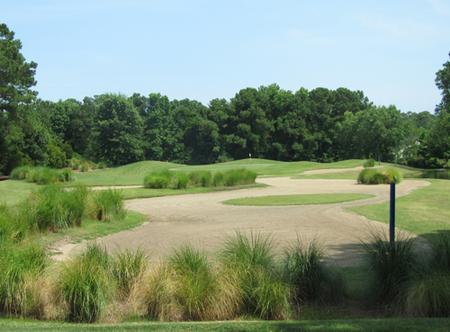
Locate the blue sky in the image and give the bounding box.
[2,0,449,112]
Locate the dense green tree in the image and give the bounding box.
[88,94,144,166]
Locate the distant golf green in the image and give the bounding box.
[223,193,373,206]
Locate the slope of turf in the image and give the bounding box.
[223,193,373,206]
[72,159,365,186]
[350,179,450,240]
[1,318,449,332]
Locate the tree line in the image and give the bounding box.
[1,23,449,174]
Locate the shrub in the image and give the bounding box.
[221,169,257,187]
[188,171,212,187]
[362,231,416,304]
[220,232,289,319]
[57,244,113,323]
[212,172,225,187]
[10,166,32,180]
[112,249,148,297]
[168,246,224,320]
[0,242,47,316]
[283,239,344,305]
[363,159,376,168]
[91,189,124,222]
[171,172,189,189]
[404,271,450,317]
[143,170,172,189]
[23,185,88,231]
[357,168,401,185]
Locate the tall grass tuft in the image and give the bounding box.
[188,171,212,187]
[171,172,189,189]
[23,185,89,231]
[0,242,47,316]
[57,244,113,323]
[283,238,344,305]
[222,169,257,187]
[112,249,148,297]
[362,231,415,304]
[358,168,401,185]
[363,159,376,168]
[91,189,124,222]
[143,170,172,189]
[220,232,289,319]
[10,165,32,180]
[0,205,29,243]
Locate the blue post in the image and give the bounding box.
[389,182,396,245]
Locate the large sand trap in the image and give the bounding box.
[54,178,429,266]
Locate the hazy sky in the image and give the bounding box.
[2,0,449,112]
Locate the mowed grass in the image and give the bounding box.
[350,179,450,240]
[1,318,450,332]
[72,159,366,186]
[0,180,39,205]
[223,193,373,206]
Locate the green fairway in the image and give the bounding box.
[223,193,373,206]
[72,158,366,186]
[0,180,39,205]
[1,318,449,332]
[350,179,450,240]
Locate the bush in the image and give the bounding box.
[57,245,113,323]
[212,172,225,187]
[357,168,401,185]
[283,239,344,305]
[24,185,89,231]
[171,172,189,189]
[112,249,148,297]
[219,232,289,319]
[363,159,376,168]
[221,169,257,187]
[404,271,450,317]
[91,189,124,222]
[362,231,416,304]
[10,166,32,180]
[0,242,47,316]
[188,171,212,187]
[143,170,172,189]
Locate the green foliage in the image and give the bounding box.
[0,242,47,316]
[363,159,376,168]
[112,249,147,297]
[362,232,416,304]
[10,166,32,180]
[283,239,344,305]
[219,232,289,319]
[357,168,401,184]
[221,169,257,187]
[10,166,73,185]
[171,172,189,189]
[143,170,172,189]
[57,244,112,323]
[188,170,212,187]
[168,246,222,320]
[91,189,124,222]
[23,185,88,231]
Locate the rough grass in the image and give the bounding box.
[357,168,402,184]
[2,318,450,332]
[350,179,450,239]
[223,193,373,206]
[89,189,124,222]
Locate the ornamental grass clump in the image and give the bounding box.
[10,165,32,180]
[362,231,415,305]
[171,172,189,189]
[91,189,124,222]
[357,168,401,185]
[219,232,289,319]
[112,249,148,298]
[23,185,88,231]
[57,244,113,323]
[188,170,212,187]
[363,159,376,168]
[143,170,172,189]
[222,169,257,186]
[283,239,344,305]
[0,242,47,316]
